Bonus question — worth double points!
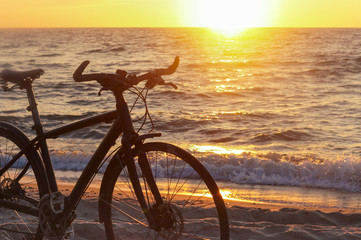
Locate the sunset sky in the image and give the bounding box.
[1,0,361,28]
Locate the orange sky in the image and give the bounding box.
[1,0,361,28]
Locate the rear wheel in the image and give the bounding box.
[0,127,46,239]
[100,142,229,239]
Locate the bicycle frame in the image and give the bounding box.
[20,79,157,226]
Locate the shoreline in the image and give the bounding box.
[67,181,361,239]
[53,171,361,214]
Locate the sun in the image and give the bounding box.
[195,0,269,35]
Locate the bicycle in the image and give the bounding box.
[0,57,229,239]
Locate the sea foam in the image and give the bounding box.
[47,150,361,193]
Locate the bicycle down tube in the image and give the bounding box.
[60,93,138,220]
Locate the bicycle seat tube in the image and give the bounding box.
[23,79,57,192]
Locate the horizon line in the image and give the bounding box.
[1,26,361,29]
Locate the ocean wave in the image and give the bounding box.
[156,118,211,132]
[0,63,13,68]
[208,61,261,69]
[0,110,33,120]
[110,46,125,52]
[0,109,22,114]
[213,91,244,97]
[41,63,71,69]
[44,150,361,193]
[37,53,63,58]
[65,128,105,139]
[185,63,205,69]
[251,130,312,143]
[211,111,275,119]
[201,153,361,193]
[41,112,98,121]
[66,99,96,106]
[208,137,237,143]
[355,57,361,62]
[157,90,186,96]
[340,83,361,89]
[304,68,330,76]
[82,46,126,54]
[195,93,212,98]
[199,129,233,135]
[53,83,73,90]
[144,43,158,48]
[83,48,104,54]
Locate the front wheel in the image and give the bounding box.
[100,142,229,239]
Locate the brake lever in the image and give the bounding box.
[161,81,177,89]
[156,76,178,89]
[145,77,158,89]
[145,75,177,89]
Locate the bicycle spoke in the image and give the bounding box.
[179,180,205,212]
[114,183,136,204]
[108,201,148,227]
[112,195,143,214]
[169,160,189,202]
[14,210,34,237]
[167,154,177,200]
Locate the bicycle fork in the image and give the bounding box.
[122,134,165,231]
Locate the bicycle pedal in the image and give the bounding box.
[50,191,65,214]
[63,224,74,240]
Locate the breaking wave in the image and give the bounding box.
[46,150,361,193]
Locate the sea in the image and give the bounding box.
[0,28,360,210]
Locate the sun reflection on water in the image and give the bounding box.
[190,145,246,155]
[191,189,255,203]
[198,31,257,95]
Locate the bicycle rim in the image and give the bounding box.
[0,130,43,239]
[101,142,229,240]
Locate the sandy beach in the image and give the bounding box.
[227,205,361,240]
[58,180,361,240]
[0,169,360,240]
[70,196,361,240]
[0,173,360,240]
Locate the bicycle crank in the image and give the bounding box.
[39,192,75,239]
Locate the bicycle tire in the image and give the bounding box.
[100,142,229,240]
[0,123,47,239]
